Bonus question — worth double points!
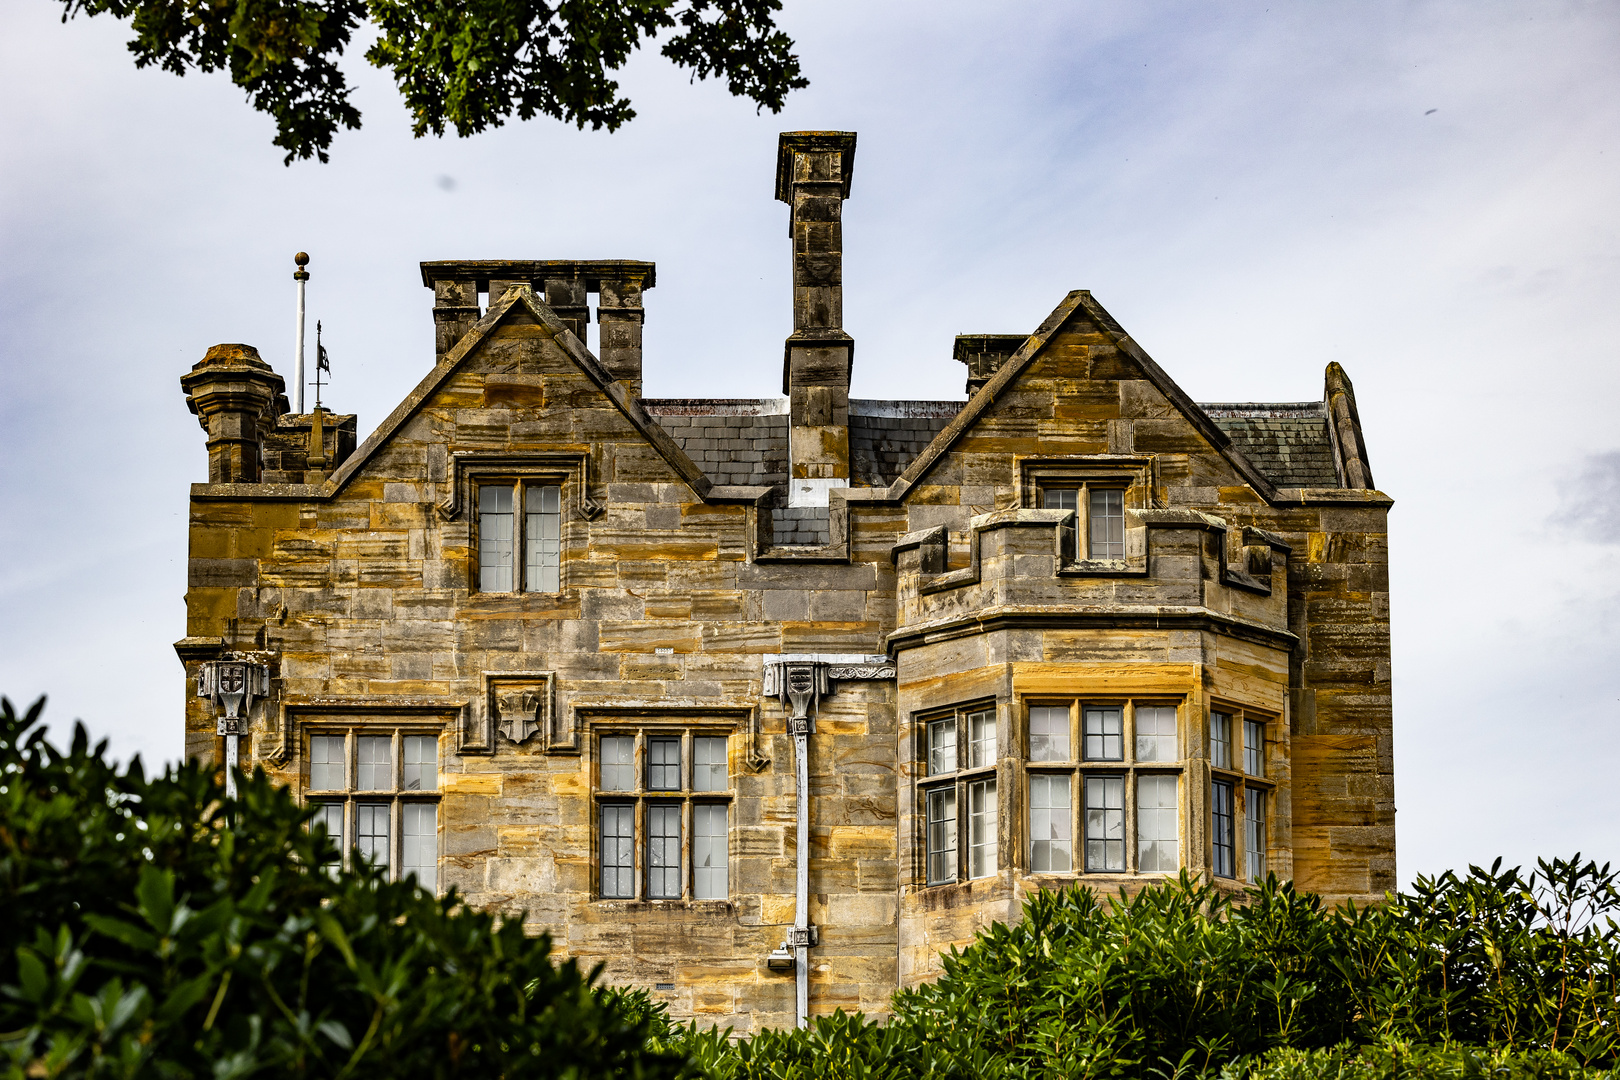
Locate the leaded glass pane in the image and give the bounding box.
[356,802,390,871]
[1210,712,1233,770]
[478,485,515,592]
[692,736,727,792]
[1134,706,1178,762]
[402,735,437,791]
[1029,706,1070,762]
[1028,773,1072,872]
[647,737,681,791]
[647,803,681,899]
[356,735,392,790]
[1212,780,1235,878]
[601,804,634,898]
[1243,719,1265,777]
[968,710,996,769]
[1043,488,1078,511]
[693,804,728,900]
[1246,788,1268,883]
[968,778,997,879]
[926,787,958,884]
[1083,707,1123,761]
[402,803,437,891]
[524,484,562,593]
[1088,488,1125,559]
[600,736,635,792]
[1136,774,1179,872]
[1084,775,1125,871]
[309,734,344,790]
[928,717,957,776]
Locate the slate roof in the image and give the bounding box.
[645,398,1339,491]
[645,399,962,489]
[1200,403,1341,489]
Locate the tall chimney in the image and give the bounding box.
[776,131,856,497]
[597,270,650,397]
[181,344,287,483]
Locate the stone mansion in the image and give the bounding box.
[176,131,1394,1032]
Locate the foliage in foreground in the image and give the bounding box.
[55,0,807,163]
[0,696,683,1078]
[663,857,1620,1077]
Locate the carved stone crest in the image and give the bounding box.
[496,688,543,744]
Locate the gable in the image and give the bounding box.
[324,286,711,498]
[890,291,1284,502]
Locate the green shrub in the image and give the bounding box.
[0,696,685,1079]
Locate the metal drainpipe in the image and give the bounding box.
[793,725,810,1028]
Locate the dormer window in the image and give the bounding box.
[1042,485,1125,559]
[477,481,562,592]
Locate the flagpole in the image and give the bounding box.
[294,252,310,414]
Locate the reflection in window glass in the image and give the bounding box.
[692,736,727,792]
[357,736,392,790]
[968,710,995,769]
[478,485,515,592]
[1029,774,1072,872]
[693,804,728,899]
[928,718,958,776]
[1246,789,1267,883]
[600,736,635,791]
[968,779,996,879]
[524,484,562,592]
[310,735,344,790]
[1135,706,1178,762]
[647,737,681,791]
[1210,712,1233,770]
[1212,780,1235,878]
[1137,775,1178,871]
[356,803,391,870]
[1029,707,1070,761]
[647,804,682,899]
[309,802,344,844]
[1243,720,1265,777]
[1088,488,1125,559]
[403,735,437,791]
[1084,776,1125,871]
[402,803,437,890]
[601,804,634,898]
[1083,707,1123,761]
[926,787,958,884]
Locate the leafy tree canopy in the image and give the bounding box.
[54,0,807,163]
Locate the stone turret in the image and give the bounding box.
[776,132,856,503]
[180,344,287,483]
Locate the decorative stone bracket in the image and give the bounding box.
[762,653,897,734]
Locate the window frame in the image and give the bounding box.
[591,726,735,903]
[303,726,443,890]
[1036,479,1134,562]
[1022,698,1186,878]
[1207,702,1277,885]
[915,701,999,886]
[473,478,565,595]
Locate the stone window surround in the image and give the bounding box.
[914,699,999,887]
[590,723,737,905]
[301,723,443,886]
[1021,697,1187,878]
[1208,700,1276,882]
[1018,455,1155,571]
[472,476,568,595]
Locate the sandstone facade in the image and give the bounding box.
[177,132,1394,1032]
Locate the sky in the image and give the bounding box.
[2,1,1617,887]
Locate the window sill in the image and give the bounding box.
[591,898,735,914]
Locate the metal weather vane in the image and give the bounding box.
[312,320,331,409]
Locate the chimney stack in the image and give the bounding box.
[954,334,1027,395]
[776,132,856,497]
[181,344,287,483]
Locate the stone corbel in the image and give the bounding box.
[436,451,607,522]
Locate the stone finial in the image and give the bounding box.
[180,344,287,484]
[776,132,857,488]
[1324,362,1374,490]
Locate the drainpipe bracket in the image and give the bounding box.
[787,926,818,948]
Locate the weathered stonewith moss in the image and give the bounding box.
[177,132,1392,1031]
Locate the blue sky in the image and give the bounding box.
[2,1,1617,884]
